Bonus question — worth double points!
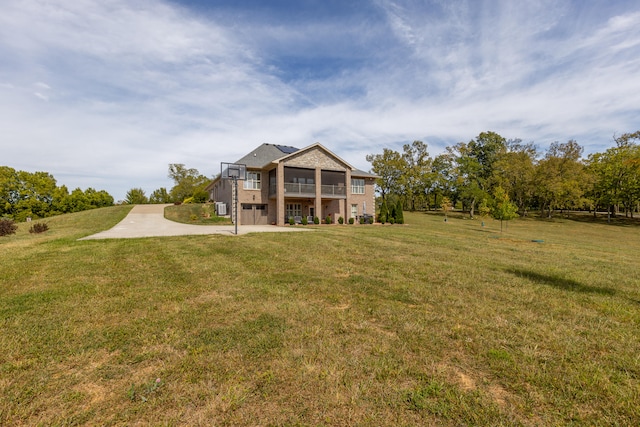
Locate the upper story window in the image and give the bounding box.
[244,171,261,190]
[351,178,365,194]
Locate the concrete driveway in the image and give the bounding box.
[80,204,308,240]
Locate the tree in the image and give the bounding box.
[587,131,640,220]
[535,140,587,217]
[451,142,485,218]
[478,197,491,219]
[491,186,519,232]
[12,171,58,221]
[441,196,453,221]
[378,200,388,223]
[431,153,455,210]
[0,167,113,219]
[469,131,508,181]
[84,188,114,208]
[168,164,210,202]
[66,188,92,212]
[388,202,397,224]
[0,166,20,217]
[125,188,148,205]
[192,189,209,203]
[493,139,538,215]
[366,149,405,202]
[612,132,640,217]
[149,187,171,204]
[450,131,507,218]
[395,200,404,224]
[400,141,432,210]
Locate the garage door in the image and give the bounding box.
[241,204,268,225]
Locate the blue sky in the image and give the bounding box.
[1,0,639,201]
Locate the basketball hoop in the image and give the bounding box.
[221,163,246,181]
[221,163,247,235]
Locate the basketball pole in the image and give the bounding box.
[233,175,238,235]
[221,162,245,236]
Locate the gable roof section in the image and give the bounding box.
[272,142,354,170]
[207,143,378,189]
[235,143,300,169]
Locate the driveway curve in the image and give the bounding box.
[80,204,308,240]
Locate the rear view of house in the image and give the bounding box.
[207,143,377,226]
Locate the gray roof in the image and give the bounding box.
[235,143,300,169]
[352,169,378,178]
[232,143,378,178]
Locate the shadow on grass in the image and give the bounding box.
[469,229,498,236]
[506,268,616,296]
[560,212,640,228]
[420,209,640,227]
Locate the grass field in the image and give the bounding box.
[1,207,639,425]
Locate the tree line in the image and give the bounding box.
[367,130,640,220]
[0,166,114,221]
[1,163,211,222]
[124,164,210,205]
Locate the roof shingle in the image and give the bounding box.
[234,143,300,168]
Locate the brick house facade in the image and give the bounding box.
[207,143,377,226]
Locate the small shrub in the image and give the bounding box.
[301,216,308,225]
[369,216,374,224]
[325,215,332,224]
[359,217,365,224]
[29,222,49,234]
[289,216,295,226]
[338,216,344,224]
[379,201,388,224]
[313,216,320,225]
[349,217,355,225]
[389,217,396,224]
[0,218,18,237]
[396,201,404,224]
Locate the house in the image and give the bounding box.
[207,143,378,226]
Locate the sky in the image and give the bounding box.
[1,0,639,201]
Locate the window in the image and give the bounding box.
[244,172,261,190]
[351,178,365,194]
[243,204,267,211]
[286,203,301,219]
[351,204,358,218]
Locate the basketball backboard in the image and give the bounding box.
[221,162,247,180]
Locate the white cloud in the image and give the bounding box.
[33,92,49,101]
[1,0,639,200]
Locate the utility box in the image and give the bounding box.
[215,202,227,216]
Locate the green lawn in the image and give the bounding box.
[1,207,639,425]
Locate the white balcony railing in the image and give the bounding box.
[284,183,316,194]
[320,185,346,196]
